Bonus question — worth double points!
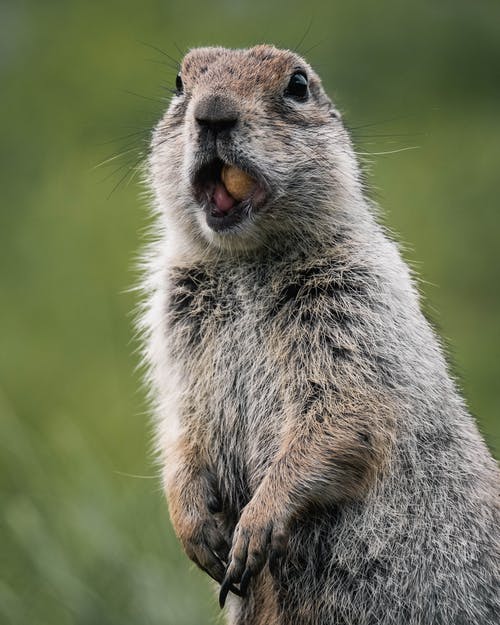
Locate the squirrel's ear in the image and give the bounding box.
[330,104,342,120]
[321,94,341,120]
[330,107,342,120]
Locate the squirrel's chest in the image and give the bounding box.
[164,264,282,479]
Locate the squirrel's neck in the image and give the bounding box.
[164,194,383,269]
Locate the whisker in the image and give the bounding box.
[356,146,420,156]
[137,40,181,70]
[293,17,314,54]
[173,41,186,59]
[107,156,146,199]
[301,38,328,57]
[98,129,150,147]
[99,157,142,184]
[145,57,178,69]
[92,146,143,170]
[352,132,425,139]
[113,470,157,480]
[119,89,168,105]
[348,114,415,131]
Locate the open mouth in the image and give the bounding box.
[192,158,267,232]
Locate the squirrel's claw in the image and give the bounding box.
[218,570,249,608]
[219,576,232,608]
[239,568,253,596]
[219,504,283,608]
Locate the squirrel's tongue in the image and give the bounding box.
[213,182,236,213]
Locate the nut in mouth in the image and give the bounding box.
[192,158,268,232]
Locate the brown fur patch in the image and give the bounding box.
[180,45,322,101]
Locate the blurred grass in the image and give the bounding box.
[0,0,499,623]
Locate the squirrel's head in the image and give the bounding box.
[149,45,362,253]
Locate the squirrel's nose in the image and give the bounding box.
[195,95,239,133]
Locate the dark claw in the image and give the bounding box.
[201,566,242,601]
[219,564,257,607]
[219,576,232,608]
[239,568,252,596]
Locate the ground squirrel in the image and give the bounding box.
[139,45,500,624]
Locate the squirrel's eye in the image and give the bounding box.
[285,71,308,101]
[175,73,183,95]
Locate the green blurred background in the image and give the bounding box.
[1,1,499,623]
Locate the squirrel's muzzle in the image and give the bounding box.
[195,95,240,139]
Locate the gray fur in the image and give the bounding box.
[139,45,500,624]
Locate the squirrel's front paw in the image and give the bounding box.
[177,512,231,585]
[219,501,289,607]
